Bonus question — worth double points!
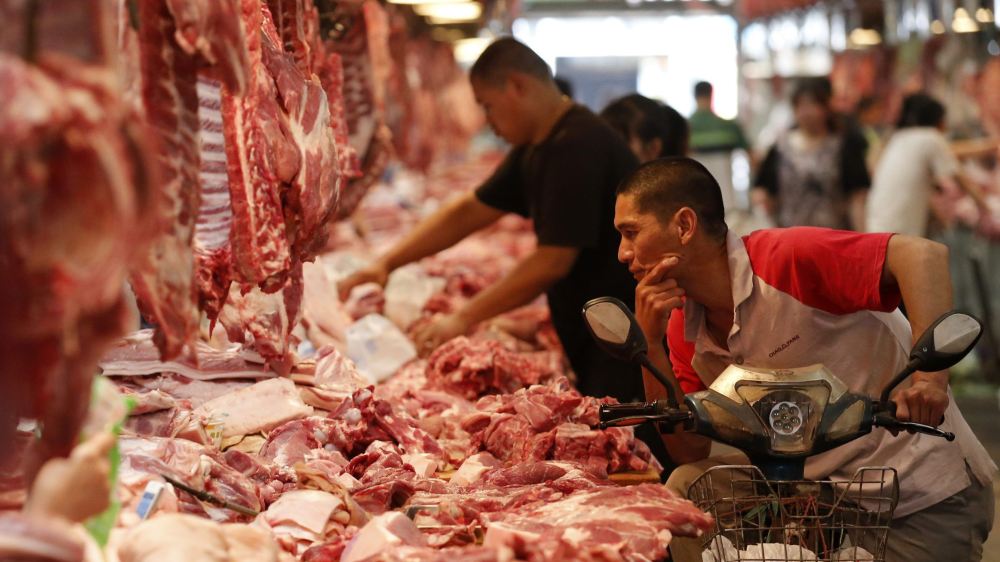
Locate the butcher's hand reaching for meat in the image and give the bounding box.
[338,261,390,301]
[634,256,684,346]
[413,313,470,356]
[24,432,115,523]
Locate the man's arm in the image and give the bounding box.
[643,340,713,464]
[881,234,953,425]
[634,258,711,464]
[412,245,578,352]
[338,192,504,299]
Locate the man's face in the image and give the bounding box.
[471,77,531,145]
[614,193,683,282]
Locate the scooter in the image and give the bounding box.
[581,297,980,481]
[580,297,983,561]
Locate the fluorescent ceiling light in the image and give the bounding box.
[848,28,882,46]
[953,8,980,32]
[414,2,482,22]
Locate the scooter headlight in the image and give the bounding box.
[736,382,831,454]
[770,401,804,436]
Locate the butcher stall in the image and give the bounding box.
[0,1,717,561]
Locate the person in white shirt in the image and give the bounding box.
[867,93,987,236]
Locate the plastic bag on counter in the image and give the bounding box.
[347,314,417,383]
[383,265,445,330]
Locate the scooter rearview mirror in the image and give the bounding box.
[582,297,681,408]
[880,311,983,405]
[582,297,648,363]
[911,312,982,372]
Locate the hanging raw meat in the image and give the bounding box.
[0,0,157,484]
[319,0,393,219]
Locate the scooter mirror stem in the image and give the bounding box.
[878,358,921,406]
[637,353,680,408]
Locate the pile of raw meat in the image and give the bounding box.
[1,0,481,491]
[88,160,714,561]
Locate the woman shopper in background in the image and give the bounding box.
[601,94,689,162]
[752,78,870,230]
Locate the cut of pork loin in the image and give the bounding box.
[461,377,656,475]
[346,441,446,515]
[339,511,426,562]
[119,516,283,561]
[313,346,372,392]
[99,330,273,380]
[483,484,714,562]
[353,545,515,562]
[194,377,312,438]
[118,437,262,520]
[425,336,557,400]
[448,452,501,487]
[476,461,607,491]
[262,489,356,555]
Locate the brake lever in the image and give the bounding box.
[873,413,956,441]
[599,414,677,429]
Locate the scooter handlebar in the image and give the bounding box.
[873,412,955,441]
[597,401,691,430]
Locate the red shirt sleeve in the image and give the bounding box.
[742,228,902,315]
[667,307,706,394]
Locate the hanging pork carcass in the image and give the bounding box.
[0,0,159,491]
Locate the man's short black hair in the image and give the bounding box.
[554,76,574,98]
[469,37,553,87]
[617,157,728,241]
[694,81,713,99]
[896,93,945,129]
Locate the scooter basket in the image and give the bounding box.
[688,465,899,562]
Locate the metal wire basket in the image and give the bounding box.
[688,465,899,562]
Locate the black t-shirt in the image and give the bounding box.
[475,105,641,400]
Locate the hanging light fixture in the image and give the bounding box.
[931,19,947,33]
[952,7,979,32]
[848,27,883,47]
[975,7,995,23]
[414,1,482,23]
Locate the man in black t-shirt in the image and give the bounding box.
[338,38,642,403]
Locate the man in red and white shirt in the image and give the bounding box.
[614,158,995,562]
